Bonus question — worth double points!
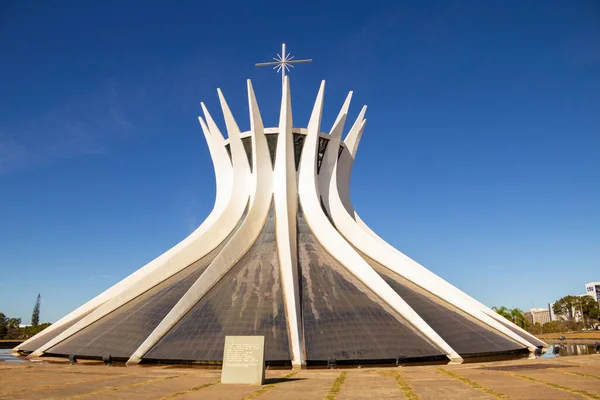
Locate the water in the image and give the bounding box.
[0,349,27,363]
[540,344,600,358]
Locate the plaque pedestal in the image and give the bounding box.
[221,336,265,385]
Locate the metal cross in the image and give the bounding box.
[255,43,312,85]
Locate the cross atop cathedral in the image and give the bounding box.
[255,43,312,85]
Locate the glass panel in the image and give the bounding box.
[47,247,226,359]
[492,317,546,348]
[338,145,344,159]
[18,307,97,353]
[46,205,249,359]
[293,133,305,170]
[241,136,253,172]
[266,133,278,169]
[144,204,291,362]
[362,253,526,355]
[317,137,329,173]
[297,205,444,361]
[224,143,232,162]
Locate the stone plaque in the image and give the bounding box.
[221,336,265,385]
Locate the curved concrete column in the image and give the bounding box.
[273,77,304,368]
[127,79,274,364]
[17,115,235,353]
[297,81,462,364]
[317,92,352,213]
[328,112,543,352]
[29,95,250,357]
[328,156,539,352]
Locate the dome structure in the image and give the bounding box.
[15,76,546,368]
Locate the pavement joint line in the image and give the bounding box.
[438,368,510,400]
[324,371,347,400]
[377,370,419,400]
[553,359,586,366]
[62,372,189,400]
[0,366,45,374]
[563,371,600,380]
[3,368,116,378]
[549,367,600,381]
[158,380,220,399]
[507,372,600,400]
[0,372,111,385]
[0,370,143,396]
[240,371,298,400]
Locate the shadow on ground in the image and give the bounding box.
[483,363,574,371]
[264,377,306,384]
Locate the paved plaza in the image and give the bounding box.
[1,355,600,399]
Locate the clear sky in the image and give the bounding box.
[0,1,598,323]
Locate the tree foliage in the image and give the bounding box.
[552,295,599,329]
[541,321,565,333]
[528,322,543,335]
[0,313,7,339]
[0,311,50,340]
[31,294,41,327]
[492,306,512,321]
[492,306,529,329]
[20,323,52,338]
[6,318,21,329]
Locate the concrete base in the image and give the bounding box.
[292,361,307,370]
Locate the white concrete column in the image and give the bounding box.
[127,79,274,364]
[29,96,249,357]
[297,81,462,364]
[273,76,304,368]
[327,112,542,353]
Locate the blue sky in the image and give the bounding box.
[0,1,598,323]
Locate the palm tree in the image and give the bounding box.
[510,308,528,329]
[492,306,512,321]
[492,306,529,328]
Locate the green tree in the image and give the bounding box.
[6,318,21,329]
[0,312,7,339]
[492,306,512,321]
[492,306,529,328]
[31,294,41,327]
[580,296,599,317]
[0,312,50,339]
[528,322,542,335]
[552,295,578,319]
[587,304,600,329]
[22,322,51,338]
[553,295,599,328]
[542,321,565,333]
[510,308,528,329]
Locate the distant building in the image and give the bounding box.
[524,308,551,325]
[585,282,600,303]
[548,303,554,321]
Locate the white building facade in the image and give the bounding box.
[524,308,551,325]
[585,282,600,303]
